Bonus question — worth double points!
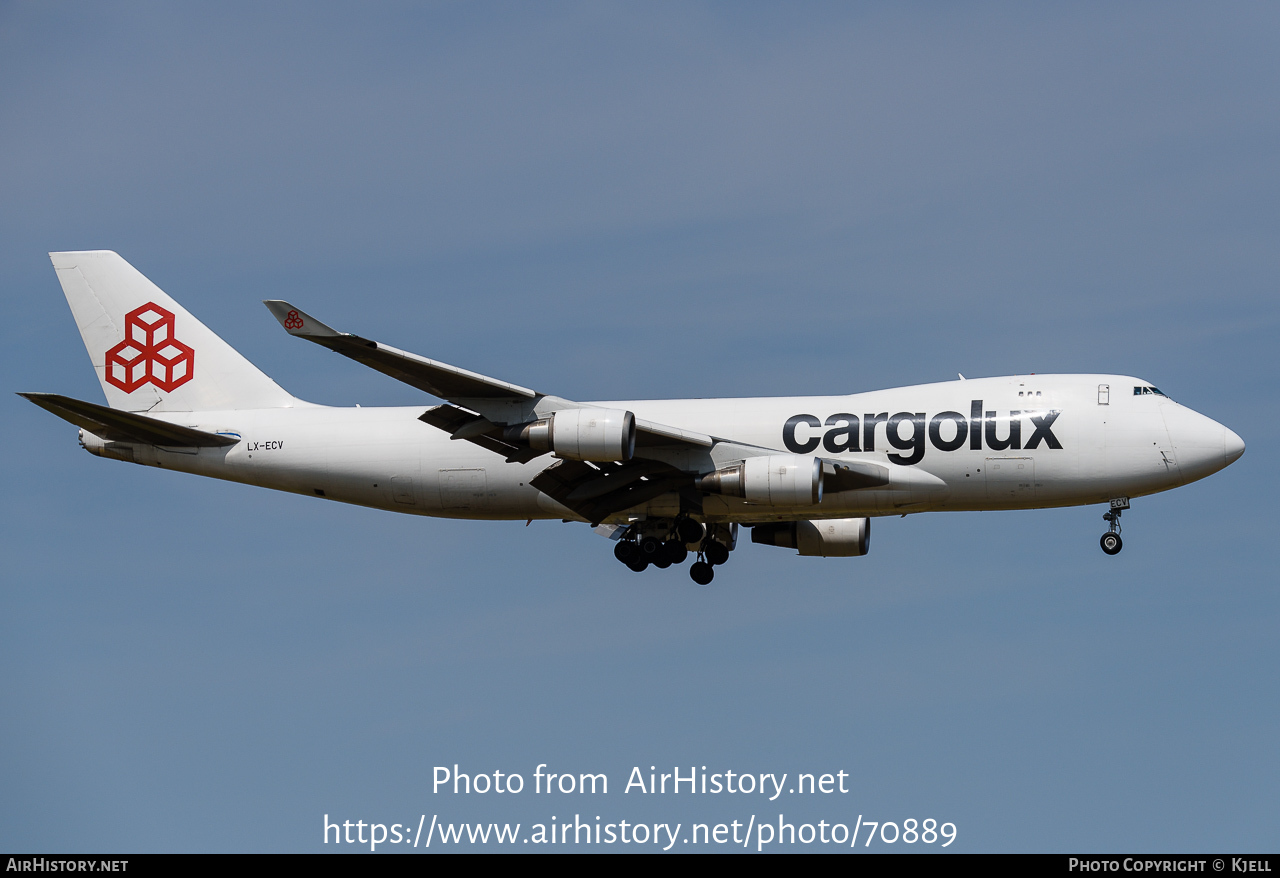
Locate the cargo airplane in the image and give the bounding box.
[22,251,1245,584]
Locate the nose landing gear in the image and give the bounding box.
[1100,498,1128,555]
[1100,531,1122,554]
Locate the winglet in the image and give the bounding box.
[263,301,342,338]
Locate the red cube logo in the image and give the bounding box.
[105,303,195,393]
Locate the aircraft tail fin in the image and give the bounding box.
[49,251,296,412]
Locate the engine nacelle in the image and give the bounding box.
[512,408,636,462]
[699,454,823,506]
[751,517,871,557]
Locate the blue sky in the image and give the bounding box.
[2,2,1277,852]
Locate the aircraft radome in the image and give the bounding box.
[22,251,1246,585]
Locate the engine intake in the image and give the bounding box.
[751,517,871,557]
[508,408,636,462]
[699,454,823,506]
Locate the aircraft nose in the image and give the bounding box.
[1160,403,1242,481]
[1224,426,1245,466]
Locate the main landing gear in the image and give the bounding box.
[1100,498,1129,555]
[689,538,730,586]
[612,519,736,585]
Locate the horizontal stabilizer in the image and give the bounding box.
[19,393,240,447]
[263,300,537,401]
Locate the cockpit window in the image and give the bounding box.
[1133,386,1167,397]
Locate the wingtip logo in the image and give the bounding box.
[283,309,304,330]
[105,303,195,393]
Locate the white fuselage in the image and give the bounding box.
[85,374,1241,524]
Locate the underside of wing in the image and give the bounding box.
[529,458,695,524]
[418,404,547,463]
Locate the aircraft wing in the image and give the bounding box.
[632,418,714,449]
[265,300,715,454]
[527,457,887,524]
[263,301,538,401]
[19,393,240,447]
[529,458,695,525]
[261,302,898,509]
[417,404,548,463]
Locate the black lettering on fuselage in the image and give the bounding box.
[984,411,1021,451]
[822,413,860,453]
[1025,410,1063,449]
[782,414,821,453]
[969,400,983,450]
[929,411,968,452]
[862,413,888,452]
[886,412,926,466]
[782,402,1063,466]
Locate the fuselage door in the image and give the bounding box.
[439,468,488,509]
[986,457,1036,501]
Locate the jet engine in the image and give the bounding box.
[508,408,636,462]
[751,517,871,557]
[698,454,823,506]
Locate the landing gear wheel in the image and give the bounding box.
[676,519,705,545]
[663,540,688,565]
[1100,532,1123,555]
[690,562,714,585]
[639,536,663,559]
[1100,499,1127,555]
[614,541,637,563]
[704,541,730,566]
[626,557,649,572]
[652,556,672,569]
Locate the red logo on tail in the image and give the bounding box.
[283,309,304,330]
[105,303,195,393]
